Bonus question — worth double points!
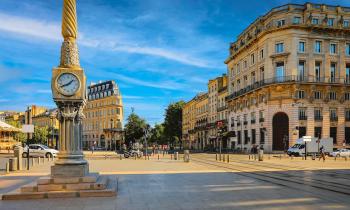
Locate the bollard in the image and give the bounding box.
[13,146,23,170]
[31,157,35,166]
[184,150,190,163]
[216,153,218,161]
[38,157,41,164]
[171,154,173,160]
[9,158,18,171]
[258,149,264,161]
[249,155,251,160]
[120,154,122,160]
[6,162,9,173]
[223,154,225,162]
[219,154,222,161]
[227,154,230,163]
[175,152,179,160]
[158,154,160,160]
[148,155,150,160]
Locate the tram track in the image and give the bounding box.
[191,155,350,198]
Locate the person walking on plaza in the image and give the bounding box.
[319,146,325,162]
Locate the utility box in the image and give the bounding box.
[14,146,23,170]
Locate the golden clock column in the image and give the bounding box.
[51,0,88,177]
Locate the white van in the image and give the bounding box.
[287,137,333,156]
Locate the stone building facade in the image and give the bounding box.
[82,81,123,150]
[225,3,350,152]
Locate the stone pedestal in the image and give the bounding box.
[2,174,117,200]
[51,163,89,177]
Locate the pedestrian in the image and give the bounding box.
[319,145,325,162]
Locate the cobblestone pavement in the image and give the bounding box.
[0,153,349,210]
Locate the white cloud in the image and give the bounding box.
[112,73,186,90]
[0,12,214,68]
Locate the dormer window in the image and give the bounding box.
[277,19,285,27]
[293,17,301,24]
[327,18,334,27]
[312,18,319,25]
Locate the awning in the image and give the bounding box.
[0,121,21,132]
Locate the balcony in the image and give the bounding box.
[298,116,307,120]
[259,118,265,123]
[226,75,344,101]
[330,116,338,122]
[251,119,256,124]
[314,116,323,121]
[217,105,228,112]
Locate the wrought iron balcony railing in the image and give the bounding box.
[226,75,346,101]
[314,116,323,121]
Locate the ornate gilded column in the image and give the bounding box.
[51,0,88,177]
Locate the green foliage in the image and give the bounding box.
[149,123,166,144]
[33,126,49,144]
[124,112,148,144]
[163,101,185,145]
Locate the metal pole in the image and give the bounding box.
[26,106,30,170]
[305,141,307,160]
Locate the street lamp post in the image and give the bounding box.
[110,119,113,151]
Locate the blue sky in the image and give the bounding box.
[0,0,349,125]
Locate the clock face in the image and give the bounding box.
[56,73,80,96]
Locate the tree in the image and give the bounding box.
[163,101,185,147]
[32,126,49,144]
[124,112,148,145]
[149,123,165,145]
[6,120,27,143]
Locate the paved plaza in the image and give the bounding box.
[0,153,350,209]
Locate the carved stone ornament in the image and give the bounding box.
[60,40,80,67]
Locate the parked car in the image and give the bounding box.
[329,149,350,157]
[22,144,59,158]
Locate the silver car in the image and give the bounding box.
[330,149,350,157]
[22,144,59,158]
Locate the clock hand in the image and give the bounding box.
[60,80,74,88]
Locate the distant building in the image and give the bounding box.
[32,108,59,148]
[0,120,21,150]
[83,80,124,150]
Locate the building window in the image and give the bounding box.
[330,63,336,83]
[297,90,305,99]
[315,61,321,82]
[251,129,256,144]
[344,20,349,28]
[244,60,248,68]
[251,54,255,65]
[346,44,350,56]
[314,91,322,100]
[330,108,337,120]
[275,43,284,53]
[330,43,337,54]
[260,128,265,144]
[260,49,264,59]
[314,127,322,139]
[329,92,337,100]
[293,16,301,24]
[298,108,307,120]
[251,112,256,124]
[345,92,350,101]
[346,64,350,84]
[314,41,322,53]
[298,41,305,52]
[327,18,334,27]
[346,109,350,121]
[314,108,322,121]
[236,64,240,74]
[298,61,305,81]
[275,62,284,80]
[260,67,265,81]
[312,18,319,25]
[277,19,285,27]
